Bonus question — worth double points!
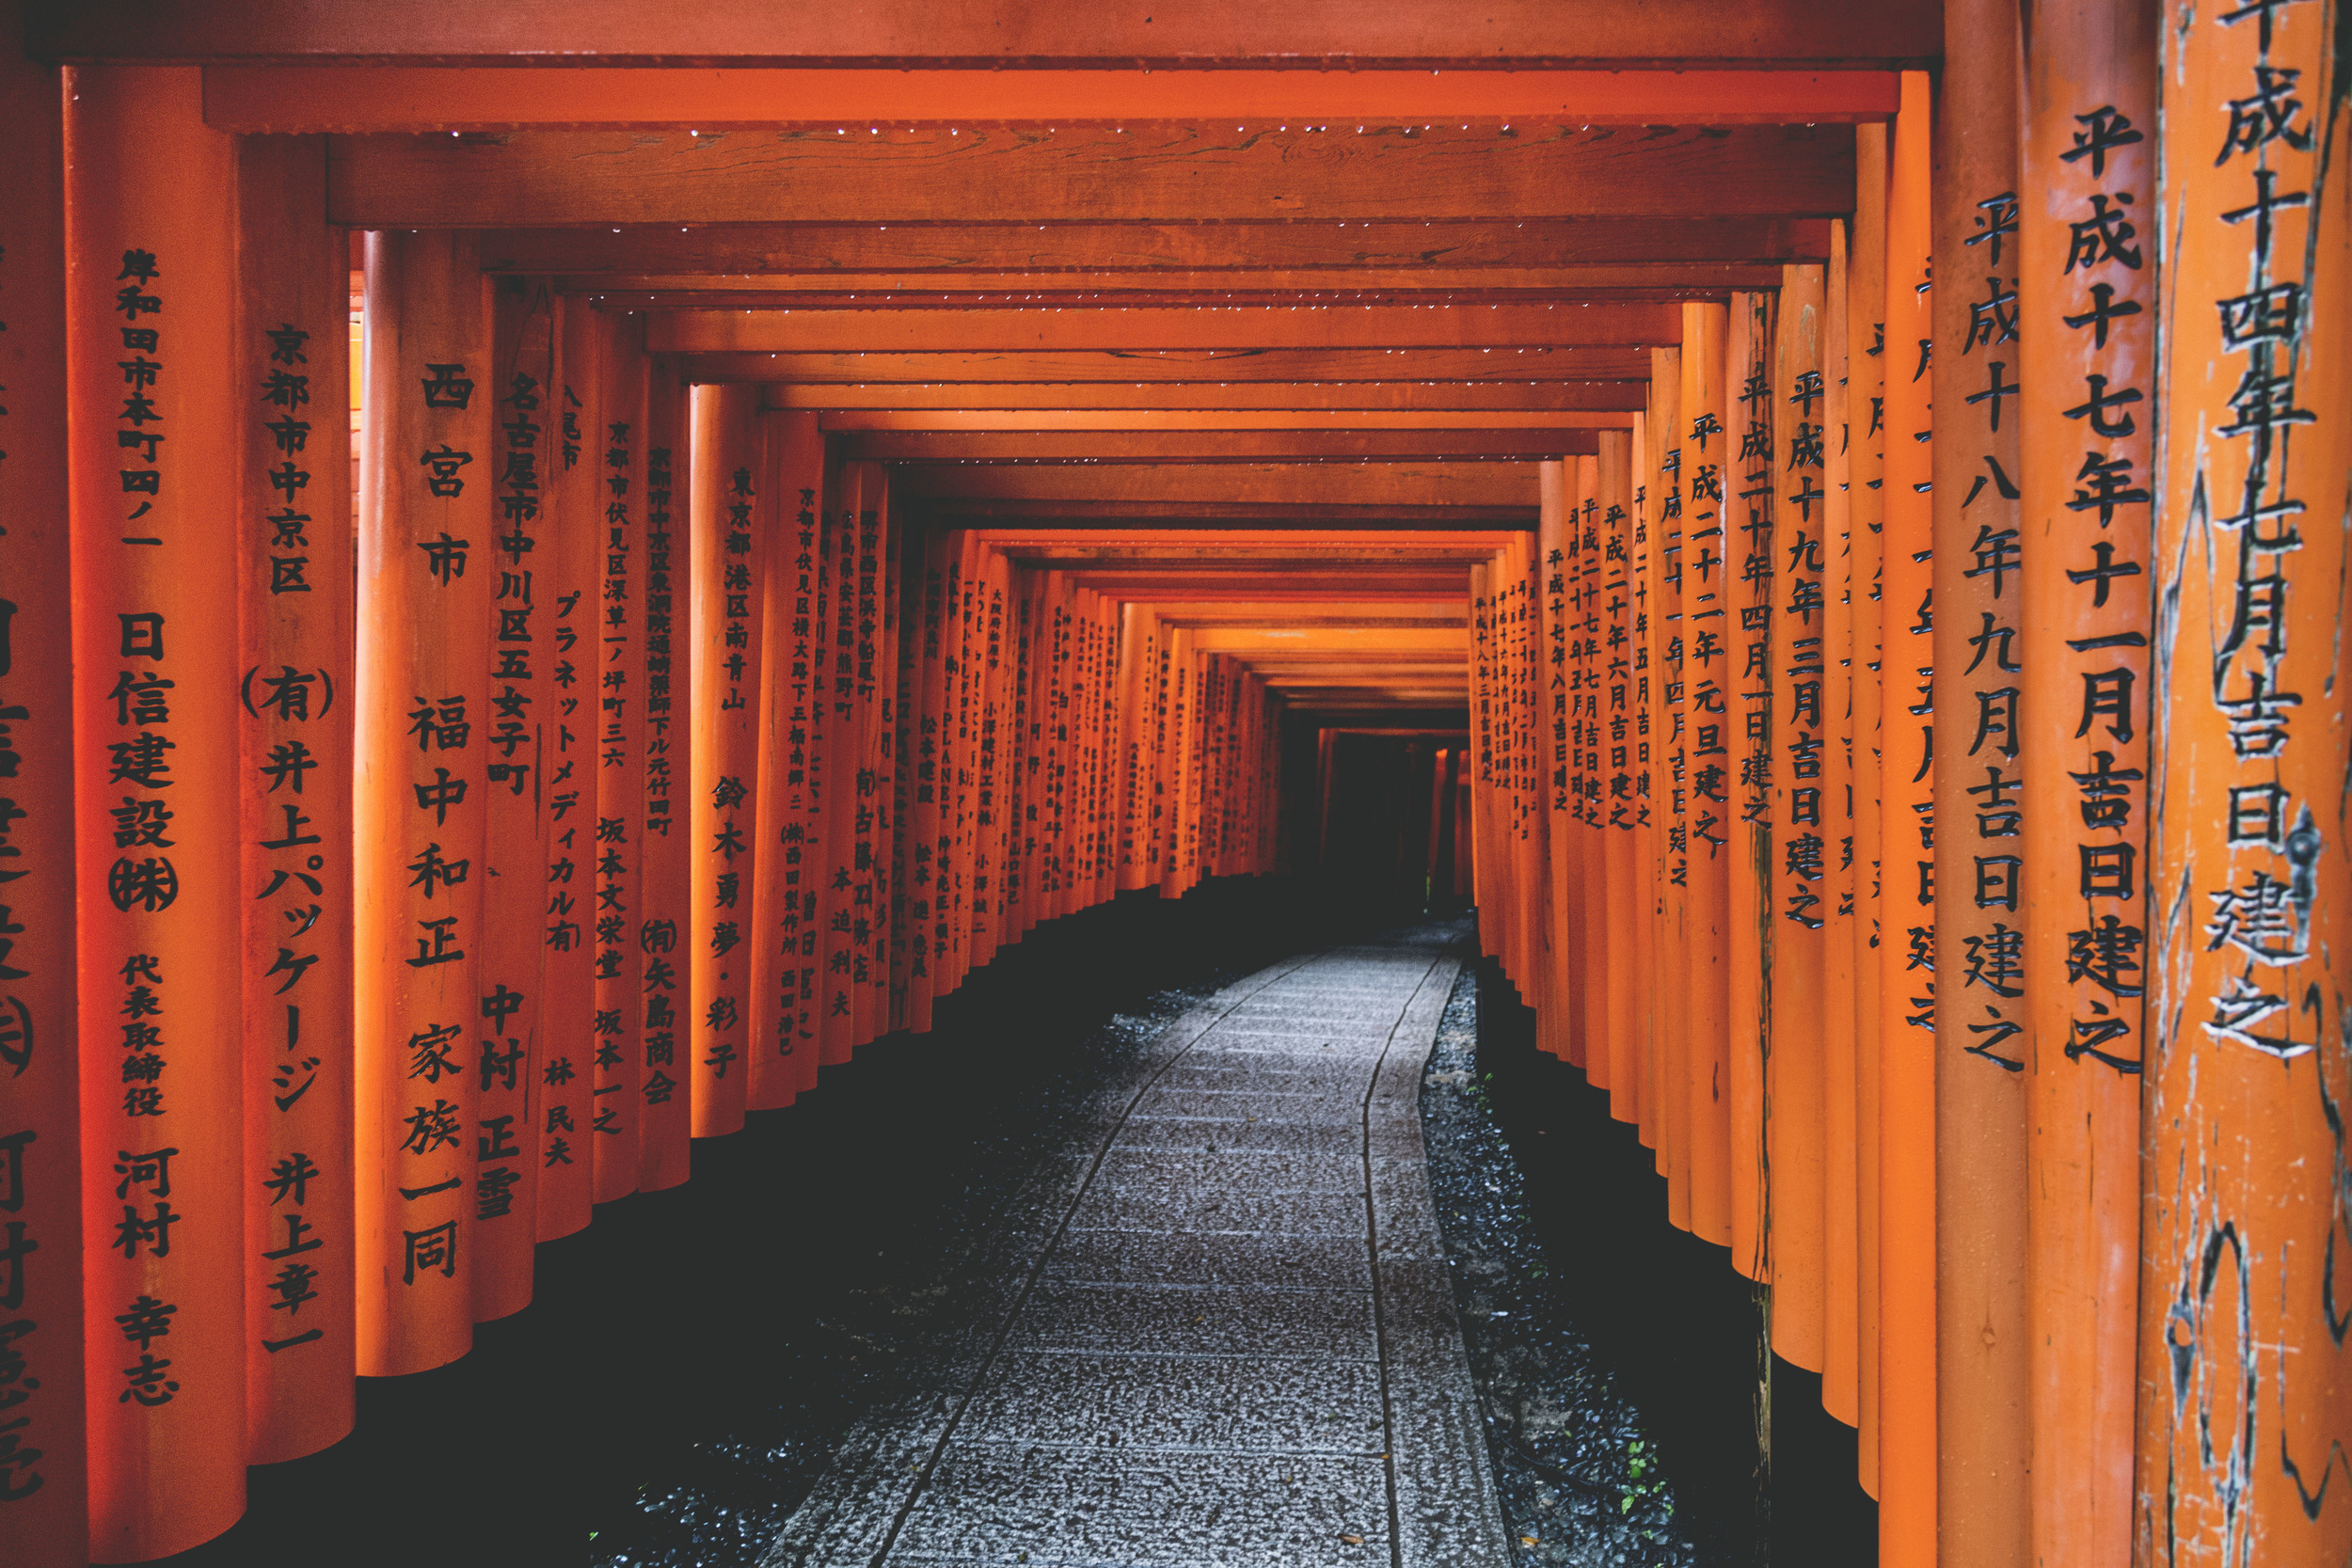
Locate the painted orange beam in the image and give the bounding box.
[756,381,1645,411]
[39,2,1942,69]
[650,302,1681,354]
[699,347,1655,383]
[849,431,1598,461]
[326,125,1857,228]
[484,218,1836,276]
[818,411,1633,431]
[893,462,1539,509]
[202,66,1900,133]
[569,272,1785,301]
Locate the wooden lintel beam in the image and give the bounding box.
[38,4,1941,69]
[817,411,1633,430]
[202,67,1899,132]
[557,271,1788,299]
[691,347,1651,382]
[648,301,1677,353]
[751,379,1648,410]
[919,500,1532,525]
[327,125,1855,227]
[612,286,1738,310]
[484,218,1834,274]
[845,430,1597,461]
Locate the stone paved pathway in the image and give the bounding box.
[762,933,1510,1568]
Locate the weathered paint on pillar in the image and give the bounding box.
[471,274,554,1322]
[1599,432,1642,1128]
[1772,262,1829,1374]
[2140,0,2351,1560]
[688,383,763,1137]
[1931,2,2033,1556]
[0,30,87,1561]
[1540,462,1581,1068]
[1647,356,1692,1228]
[1878,67,1938,1568]
[1680,304,1734,1250]
[753,412,824,1102]
[66,64,246,1562]
[535,295,597,1239]
[635,357,691,1191]
[233,134,357,1452]
[2018,9,2154,1566]
[1726,289,1777,1286]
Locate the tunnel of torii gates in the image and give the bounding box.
[0,0,2345,1564]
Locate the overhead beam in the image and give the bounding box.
[205,67,1899,132]
[648,301,1678,353]
[689,347,1651,382]
[752,379,1649,410]
[608,284,1743,309]
[921,501,1529,526]
[37,3,1942,69]
[328,124,1855,227]
[814,411,1632,430]
[484,218,1834,274]
[840,430,1597,461]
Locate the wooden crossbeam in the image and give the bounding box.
[558,271,1788,300]
[485,218,1834,274]
[926,500,1530,525]
[816,411,1633,430]
[203,67,1899,133]
[752,379,1648,409]
[328,124,1855,227]
[647,301,1678,353]
[688,347,1650,382]
[37,3,1941,68]
[843,430,1597,461]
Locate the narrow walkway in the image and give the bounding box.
[764,933,1510,1568]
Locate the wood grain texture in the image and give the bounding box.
[328,124,1856,227]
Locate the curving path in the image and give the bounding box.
[762,932,1510,1568]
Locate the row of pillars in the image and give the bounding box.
[1466,8,2347,1564]
[0,68,1282,1564]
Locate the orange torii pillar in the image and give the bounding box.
[1818,222,1863,1430]
[1115,604,1155,895]
[1930,2,2032,1556]
[1469,561,1493,955]
[588,315,647,1202]
[1626,415,1660,1157]
[1538,462,1581,1065]
[1771,263,1829,1377]
[235,135,358,1449]
[1571,464,1610,1087]
[472,276,555,1323]
[536,296,600,1239]
[1847,121,1891,1495]
[856,477,901,1041]
[65,65,244,1562]
[1678,304,1734,1250]
[2143,1,2350,1557]
[1646,358,1692,1227]
[1724,289,1776,1285]
[354,229,492,1379]
[964,536,1009,974]
[752,411,824,1099]
[2018,8,2153,1565]
[1597,438,1642,1127]
[902,531,953,1032]
[1877,68,1938,1568]
[814,467,861,1063]
[1,37,85,1566]
[990,565,1033,954]
[688,383,764,1137]
[636,363,691,1189]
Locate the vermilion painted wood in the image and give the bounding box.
[1846,122,1890,1498]
[199,65,1899,134]
[1876,71,1936,1568]
[1930,1,2029,1555]
[857,469,903,1047]
[825,412,1634,432]
[470,273,554,1318]
[580,279,1776,309]
[351,229,494,1386]
[634,353,694,1188]
[324,125,1857,229]
[0,30,87,1562]
[813,464,863,1065]
[1723,288,1773,1287]
[1644,353,1691,1227]
[707,348,1655,386]
[37,1,1942,70]
[233,134,359,1457]
[754,380,1650,411]
[838,431,1604,461]
[537,296,602,1219]
[1598,431,1641,1130]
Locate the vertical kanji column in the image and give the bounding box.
[2018,10,2153,1566]
[1878,68,1938,1568]
[2142,0,2350,1558]
[536,296,596,1240]
[66,64,244,1561]
[472,275,554,1323]
[689,383,762,1137]
[1679,303,1733,1249]
[1598,435,1641,1126]
[1772,262,1829,1375]
[1539,462,1580,1066]
[863,479,902,1040]
[589,316,645,1201]
[1847,121,1891,1497]
[1647,362,1691,1226]
[0,30,85,1562]
[1571,466,1609,1090]
[636,359,690,1190]
[233,134,356,1454]
[753,413,823,1102]
[1725,290,1776,1286]
[966,537,1007,977]
[355,228,491,1381]
[1931,3,2031,1553]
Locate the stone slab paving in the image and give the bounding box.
[761,935,1512,1568]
